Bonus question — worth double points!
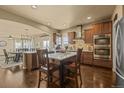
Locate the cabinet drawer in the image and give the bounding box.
[93,59,112,68]
[83,55,93,60]
[83,60,92,65]
[83,55,93,59]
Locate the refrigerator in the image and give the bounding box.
[114,17,124,87]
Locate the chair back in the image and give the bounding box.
[76,48,83,66]
[3,49,8,58]
[37,49,49,71]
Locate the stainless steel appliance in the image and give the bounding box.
[114,17,124,87]
[93,34,111,59]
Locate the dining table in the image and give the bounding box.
[9,52,23,62]
[48,52,77,87]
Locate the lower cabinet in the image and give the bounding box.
[93,59,112,68]
[82,52,93,65]
[23,53,38,71]
[82,52,112,68]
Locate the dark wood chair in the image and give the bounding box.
[64,48,82,88]
[3,49,15,64]
[37,49,59,88]
[14,53,23,62]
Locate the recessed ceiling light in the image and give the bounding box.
[31,5,38,9]
[87,16,92,20]
[47,22,50,26]
[63,24,66,26]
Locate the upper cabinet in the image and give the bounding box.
[84,21,112,44]
[93,21,112,35]
[101,21,112,34]
[84,29,94,43]
[93,23,102,35]
[68,32,75,44]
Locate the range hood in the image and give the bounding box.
[73,25,84,41]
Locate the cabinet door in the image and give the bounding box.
[68,32,75,44]
[84,29,93,43]
[102,21,112,34]
[93,23,102,35]
[82,52,93,65]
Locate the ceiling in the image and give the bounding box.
[0,19,46,37]
[0,5,115,30]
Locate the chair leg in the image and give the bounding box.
[6,59,9,64]
[50,74,53,82]
[47,74,50,88]
[75,75,78,88]
[38,71,41,88]
[5,59,6,63]
[79,68,82,88]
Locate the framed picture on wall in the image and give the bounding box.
[0,40,7,47]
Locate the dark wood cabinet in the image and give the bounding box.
[24,53,38,71]
[93,59,112,68]
[84,29,94,43]
[82,52,93,65]
[101,21,112,34]
[68,32,75,44]
[82,21,112,68]
[93,23,102,35]
[84,21,112,44]
[81,52,112,68]
[93,21,112,35]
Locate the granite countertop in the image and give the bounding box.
[23,51,37,53]
[82,50,93,52]
[67,50,93,52]
[48,52,76,61]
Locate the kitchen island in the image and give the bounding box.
[23,51,77,71]
[23,52,38,71]
[48,52,77,87]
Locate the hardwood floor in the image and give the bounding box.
[0,65,115,88]
[81,65,115,88]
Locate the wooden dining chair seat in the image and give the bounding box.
[39,63,59,73]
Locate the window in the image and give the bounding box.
[15,39,22,49]
[43,40,49,49]
[56,35,62,45]
[63,34,68,45]
[23,39,33,49]
[15,38,34,50]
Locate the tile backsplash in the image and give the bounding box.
[68,40,93,51]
